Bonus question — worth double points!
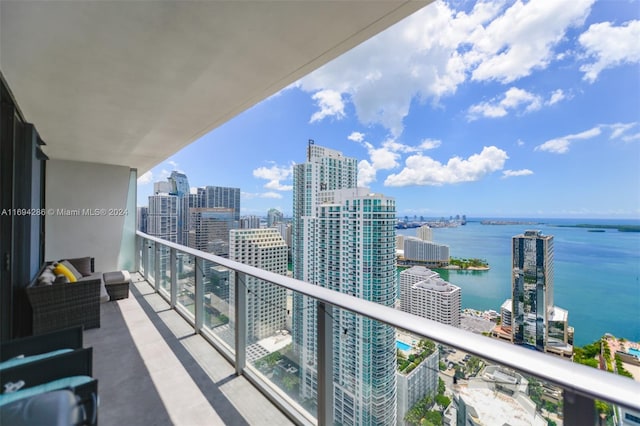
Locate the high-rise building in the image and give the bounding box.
[188,208,236,257]
[416,225,432,241]
[203,185,241,221]
[511,230,571,357]
[399,266,461,328]
[137,206,148,233]
[402,237,450,268]
[293,143,397,425]
[396,339,438,426]
[167,171,190,245]
[267,208,283,227]
[229,228,288,342]
[147,194,178,242]
[240,215,261,229]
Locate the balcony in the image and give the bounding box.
[88,231,638,425]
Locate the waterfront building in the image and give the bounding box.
[416,225,432,241]
[230,228,288,342]
[396,235,405,251]
[267,208,284,227]
[511,231,572,357]
[399,266,461,328]
[293,143,397,425]
[396,339,439,425]
[402,237,449,267]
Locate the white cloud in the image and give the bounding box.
[384,146,508,187]
[348,131,365,142]
[167,160,179,169]
[158,169,171,180]
[608,122,638,140]
[466,0,594,83]
[261,192,283,199]
[516,139,525,146]
[297,0,594,136]
[547,89,565,106]
[468,87,542,120]
[579,20,640,82]
[309,89,345,123]
[252,164,293,191]
[622,133,640,142]
[358,160,377,187]
[419,139,441,150]
[137,171,153,184]
[535,126,602,153]
[502,169,533,178]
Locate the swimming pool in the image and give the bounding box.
[628,348,640,358]
[396,341,411,351]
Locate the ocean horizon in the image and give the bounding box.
[397,217,640,347]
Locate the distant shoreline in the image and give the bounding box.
[555,224,640,232]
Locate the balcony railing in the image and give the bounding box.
[136,231,640,425]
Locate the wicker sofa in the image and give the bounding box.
[26,257,109,335]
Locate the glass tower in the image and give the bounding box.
[511,230,554,350]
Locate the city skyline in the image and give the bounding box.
[137,0,639,219]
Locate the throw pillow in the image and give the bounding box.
[68,257,92,277]
[53,263,77,283]
[60,260,83,281]
[54,274,70,284]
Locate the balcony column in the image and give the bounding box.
[194,257,204,332]
[170,248,177,308]
[234,271,247,376]
[317,301,334,426]
[564,390,595,425]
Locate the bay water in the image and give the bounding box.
[397,219,640,346]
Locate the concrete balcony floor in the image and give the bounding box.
[84,274,293,426]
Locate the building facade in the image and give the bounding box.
[511,230,571,356]
[188,208,236,257]
[399,266,461,328]
[267,208,284,227]
[229,228,288,342]
[401,237,450,267]
[396,344,438,425]
[292,144,397,425]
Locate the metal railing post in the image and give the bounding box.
[135,235,141,273]
[170,248,177,308]
[564,390,595,426]
[194,257,204,332]
[317,301,334,426]
[154,242,160,291]
[234,271,247,376]
[141,238,149,279]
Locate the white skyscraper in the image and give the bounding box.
[399,266,461,328]
[230,228,288,342]
[293,143,397,425]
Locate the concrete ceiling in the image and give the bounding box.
[1,1,429,174]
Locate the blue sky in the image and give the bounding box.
[138,0,640,219]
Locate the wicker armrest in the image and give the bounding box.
[26,280,101,334]
[0,327,83,362]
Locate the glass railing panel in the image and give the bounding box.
[175,251,195,322]
[201,259,234,351]
[244,278,316,421]
[147,240,155,284]
[157,245,171,298]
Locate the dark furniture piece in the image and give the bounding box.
[103,271,130,300]
[26,259,102,334]
[0,326,83,362]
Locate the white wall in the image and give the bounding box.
[45,160,133,272]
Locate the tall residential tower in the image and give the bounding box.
[293,143,397,425]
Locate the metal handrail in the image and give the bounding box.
[137,231,640,412]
